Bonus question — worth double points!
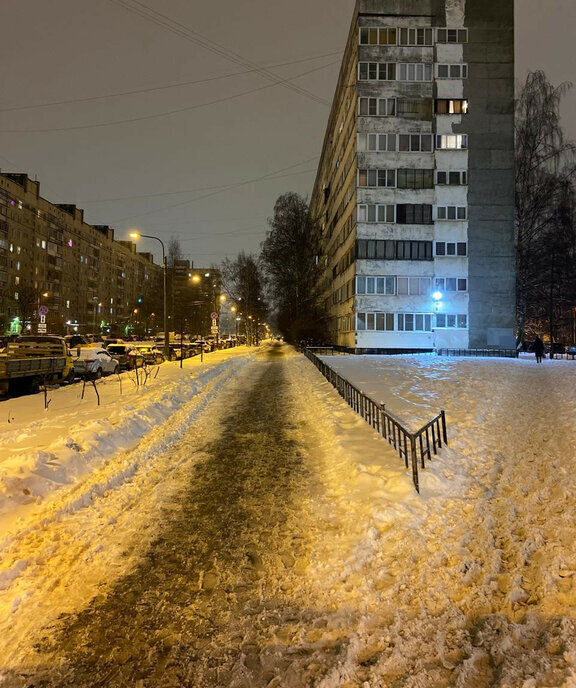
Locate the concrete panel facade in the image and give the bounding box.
[310,0,515,351]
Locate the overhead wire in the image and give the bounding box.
[110,155,321,224]
[106,0,332,106]
[0,60,339,133]
[0,50,342,113]
[80,163,318,203]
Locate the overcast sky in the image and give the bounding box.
[1,0,575,267]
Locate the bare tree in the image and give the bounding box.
[167,236,183,269]
[221,253,267,345]
[515,71,576,346]
[260,192,327,344]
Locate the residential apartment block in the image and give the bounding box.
[0,173,163,336]
[310,0,515,351]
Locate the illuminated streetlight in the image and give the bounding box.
[129,230,169,359]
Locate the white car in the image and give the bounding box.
[73,347,119,378]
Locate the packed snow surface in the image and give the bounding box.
[0,344,574,687]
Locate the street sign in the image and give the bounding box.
[38,323,47,333]
[40,315,46,324]
[211,326,219,334]
[38,306,48,316]
[210,312,218,319]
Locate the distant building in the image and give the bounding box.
[170,260,222,337]
[0,173,162,336]
[310,0,515,352]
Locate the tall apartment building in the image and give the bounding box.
[310,0,515,351]
[0,173,163,336]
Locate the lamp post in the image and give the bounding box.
[129,231,169,360]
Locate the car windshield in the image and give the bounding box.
[107,346,126,354]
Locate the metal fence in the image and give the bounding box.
[436,348,518,358]
[303,348,447,493]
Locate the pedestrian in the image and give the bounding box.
[533,335,545,363]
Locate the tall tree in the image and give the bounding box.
[515,71,576,346]
[221,252,267,345]
[261,192,326,344]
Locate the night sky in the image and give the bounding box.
[1,0,575,266]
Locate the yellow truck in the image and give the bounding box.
[0,335,75,397]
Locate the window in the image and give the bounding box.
[359,27,397,45]
[396,204,433,225]
[397,277,431,295]
[358,62,396,81]
[435,99,468,114]
[397,63,433,82]
[436,206,467,220]
[436,134,468,150]
[358,97,396,116]
[357,133,397,152]
[398,134,433,152]
[436,170,467,186]
[435,277,467,292]
[358,169,396,187]
[436,64,468,79]
[436,28,468,43]
[356,312,395,331]
[356,275,396,294]
[356,239,432,261]
[395,241,433,260]
[436,314,468,328]
[357,204,395,223]
[398,27,433,46]
[396,99,432,119]
[435,242,467,257]
[397,313,432,332]
[397,168,434,189]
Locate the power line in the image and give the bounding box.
[0,51,342,113]
[110,155,320,224]
[80,164,318,203]
[106,0,332,107]
[0,61,338,133]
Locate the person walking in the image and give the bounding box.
[533,335,545,363]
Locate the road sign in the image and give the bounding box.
[40,315,46,324]
[210,312,218,319]
[38,305,48,315]
[37,323,47,333]
[211,326,219,334]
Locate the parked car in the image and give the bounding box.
[566,345,576,359]
[65,334,92,350]
[106,344,145,370]
[192,339,212,353]
[130,344,165,365]
[547,342,565,357]
[73,347,119,378]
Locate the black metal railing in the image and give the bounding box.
[306,346,350,356]
[436,348,518,358]
[303,348,447,493]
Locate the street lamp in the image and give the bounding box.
[129,231,169,360]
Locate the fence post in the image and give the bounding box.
[410,435,420,493]
[441,410,448,444]
[380,404,387,438]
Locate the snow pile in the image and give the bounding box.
[0,347,253,541]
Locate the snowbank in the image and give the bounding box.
[0,347,253,542]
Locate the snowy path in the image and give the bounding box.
[1,348,576,687]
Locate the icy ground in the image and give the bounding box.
[0,342,575,687]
